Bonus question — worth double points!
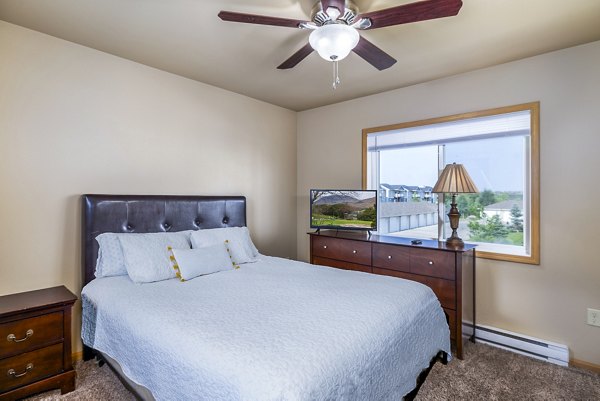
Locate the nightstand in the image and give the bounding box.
[0,286,77,401]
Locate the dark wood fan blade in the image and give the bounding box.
[321,0,346,14]
[358,0,463,30]
[218,11,307,28]
[352,36,397,70]
[277,43,314,69]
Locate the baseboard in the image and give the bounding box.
[463,322,569,367]
[570,358,600,374]
[72,351,83,363]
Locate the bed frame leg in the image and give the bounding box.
[83,345,95,361]
[440,350,449,365]
[83,345,105,368]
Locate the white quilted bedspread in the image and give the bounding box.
[82,256,451,401]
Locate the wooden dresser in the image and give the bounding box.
[0,286,77,400]
[309,230,476,359]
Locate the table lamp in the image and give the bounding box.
[432,163,479,246]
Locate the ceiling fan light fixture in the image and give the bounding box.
[309,23,360,62]
[325,7,341,20]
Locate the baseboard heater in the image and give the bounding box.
[463,322,569,366]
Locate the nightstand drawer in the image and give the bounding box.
[0,343,63,392]
[312,237,371,265]
[0,312,63,358]
[410,248,455,280]
[372,243,410,272]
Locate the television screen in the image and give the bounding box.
[310,189,377,230]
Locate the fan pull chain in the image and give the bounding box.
[332,60,341,90]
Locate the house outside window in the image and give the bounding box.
[362,103,540,264]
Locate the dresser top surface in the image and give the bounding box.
[0,286,77,317]
[309,230,477,252]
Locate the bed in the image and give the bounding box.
[81,195,450,400]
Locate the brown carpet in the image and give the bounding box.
[416,342,600,400]
[25,342,600,401]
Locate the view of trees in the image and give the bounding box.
[452,189,505,219]
[510,205,523,231]
[469,215,508,243]
[447,189,524,246]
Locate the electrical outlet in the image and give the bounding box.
[588,308,600,327]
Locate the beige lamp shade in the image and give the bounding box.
[432,163,479,194]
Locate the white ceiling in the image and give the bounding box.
[1,0,600,111]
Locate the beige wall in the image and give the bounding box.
[297,41,600,364]
[2,18,599,367]
[0,21,297,353]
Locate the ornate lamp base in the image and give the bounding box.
[445,235,464,247]
[446,193,464,248]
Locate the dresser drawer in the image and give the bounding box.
[410,248,456,280]
[372,243,410,272]
[313,256,372,273]
[312,236,371,265]
[372,268,456,310]
[0,343,63,392]
[0,312,63,358]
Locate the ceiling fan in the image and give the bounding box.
[219,0,463,87]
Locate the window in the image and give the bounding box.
[362,103,540,264]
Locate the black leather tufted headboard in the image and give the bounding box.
[81,195,247,287]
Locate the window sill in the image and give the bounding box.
[475,249,539,265]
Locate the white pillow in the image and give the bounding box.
[118,232,191,283]
[190,227,258,265]
[248,231,260,257]
[95,233,127,277]
[169,243,235,281]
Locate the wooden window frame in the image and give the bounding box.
[362,102,540,265]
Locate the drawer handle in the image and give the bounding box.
[323,245,327,249]
[352,250,357,254]
[7,363,33,378]
[7,329,34,343]
[388,255,392,259]
[428,261,434,265]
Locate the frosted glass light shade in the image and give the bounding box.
[309,24,360,61]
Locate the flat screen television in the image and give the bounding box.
[310,189,377,231]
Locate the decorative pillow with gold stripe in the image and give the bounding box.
[167,243,234,281]
[224,240,240,270]
[167,246,185,282]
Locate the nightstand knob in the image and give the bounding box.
[7,329,33,343]
[428,261,434,265]
[388,255,392,259]
[323,245,327,249]
[352,250,357,254]
[7,363,33,378]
